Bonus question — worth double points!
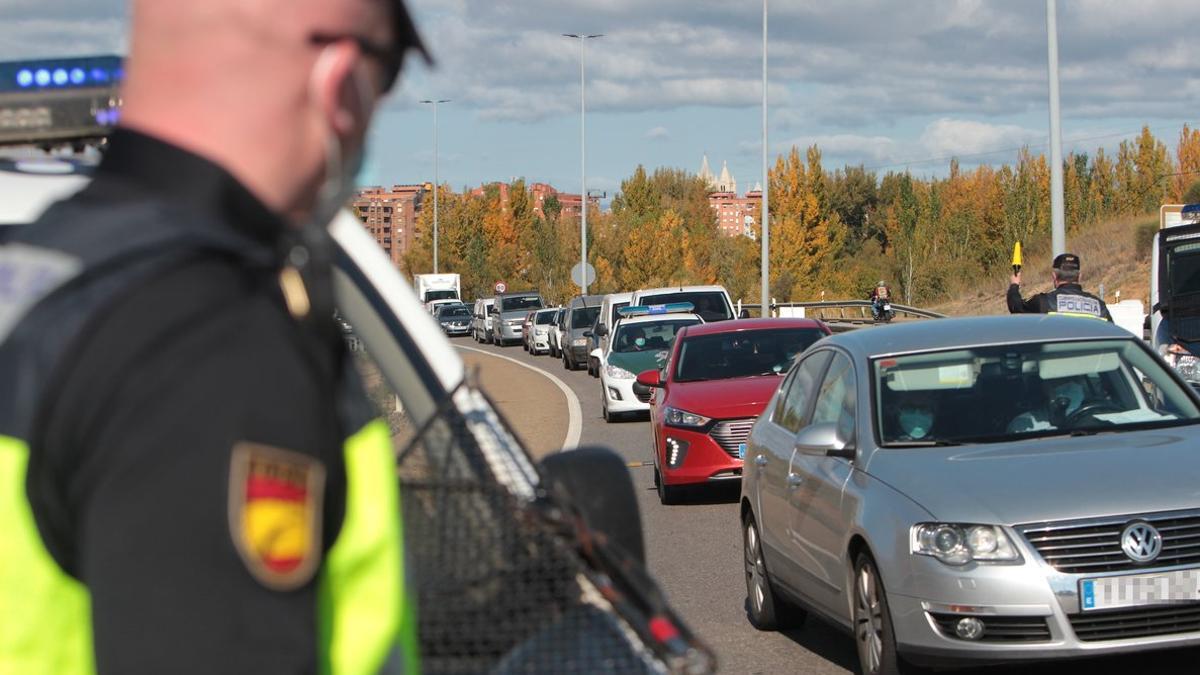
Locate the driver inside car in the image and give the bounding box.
[892,392,939,441]
[1007,377,1088,433]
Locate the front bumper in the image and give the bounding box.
[889,547,1200,667]
[497,323,523,340]
[601,373,649,414]
[441,323,471,336]
[568,343,589,361]
[655,424,742,486]
[530,331,550,351]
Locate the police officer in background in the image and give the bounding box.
[0,1,428,673]
[1008,253,1113,322]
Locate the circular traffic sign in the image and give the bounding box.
[571,262,596,288]
[494,281,507,294]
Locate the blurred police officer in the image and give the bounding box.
[1008,253,1112,322]
[0,1,428,673]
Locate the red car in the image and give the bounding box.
[636,318,831,504]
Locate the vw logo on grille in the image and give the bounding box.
[1121,522,1163,563]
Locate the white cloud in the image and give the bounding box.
[919,119,1042,159]
[644,126,669,141]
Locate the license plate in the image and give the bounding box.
[737,443,747,460]
[1080,569,1200,611]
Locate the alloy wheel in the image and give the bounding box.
[855,562,885,675]
[745,520,767,618]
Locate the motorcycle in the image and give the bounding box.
[872,297,895,323]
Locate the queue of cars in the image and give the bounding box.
[479,283,1200,675]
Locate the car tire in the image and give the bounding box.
[853,552,919,675]
[744,513,807,631]
[563,352,571,370]
[656,470,681,505]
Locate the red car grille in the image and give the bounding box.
[709,419,754,460]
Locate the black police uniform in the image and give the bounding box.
[0,130,408,673]
[1007,254,1112,322]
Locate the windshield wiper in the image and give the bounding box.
[885,440,964,447]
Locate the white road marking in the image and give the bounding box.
[455,344,583,452]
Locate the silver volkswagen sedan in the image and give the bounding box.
[740,315,1200,674]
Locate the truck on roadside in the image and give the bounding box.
[412,273,461,311]
[1152,204,1200,389]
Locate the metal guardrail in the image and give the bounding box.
[736,300,945,331]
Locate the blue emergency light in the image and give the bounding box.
[1,56,123,93]
[618,302,695,318]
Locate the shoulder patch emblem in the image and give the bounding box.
[229,442,325,590]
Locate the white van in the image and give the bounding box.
[471,298,495,343]
[629,285,735,323]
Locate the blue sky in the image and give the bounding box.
[6,1,1200,197]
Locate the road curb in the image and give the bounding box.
[455,344,583,452]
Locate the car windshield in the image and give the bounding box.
[609,302,630,326]
[640,291,731,322]
[439,307,471,318]
[572,306,601,328]
[874,339,1200,446]
[535,310,557,325]
[612,318,700,354]
[425,290,458,301]
[675,328,827,382]
[501,296,542,312]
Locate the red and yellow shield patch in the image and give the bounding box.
[229,443,325,590]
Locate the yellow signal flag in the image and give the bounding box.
[1012,241,1023,274]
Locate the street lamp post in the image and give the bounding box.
[761,0,770,316]
[1045,0,1065,256]
[420,98,451,273]
[563,33,603,295]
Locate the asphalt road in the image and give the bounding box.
[455,336,1197,675]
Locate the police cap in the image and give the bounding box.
[1052,253,1080,272]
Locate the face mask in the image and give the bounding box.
[1052,382,1085,415]
[634,337,646,348]
[899,408,933,439]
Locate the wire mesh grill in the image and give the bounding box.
[397,392,665,675]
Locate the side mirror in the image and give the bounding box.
[489,307,498,315]
[739,308,751,319]
[595,324,609,337]
[537,446,645,564]
[795,422,855,460]
[636,369,663,388]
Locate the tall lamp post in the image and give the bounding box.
[1045,0,1065,256]
[420,98,451,273]
[563,33,603,294]
[761,0,770,316]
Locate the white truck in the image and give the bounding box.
[1152,204,1200,387]
[412,273,461,312]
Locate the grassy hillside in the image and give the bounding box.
[931,214,1158,317]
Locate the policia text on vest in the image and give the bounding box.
[1007,252,1113,322]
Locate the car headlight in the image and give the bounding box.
[572,338,588,347]
[664,406,711,428]
[605,364,635,380]
[911,524,1021,565]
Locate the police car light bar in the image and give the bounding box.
[0,55,123,147]
[618,302,695,318]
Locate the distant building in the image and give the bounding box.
[700,155,759,238]
[470,181,597,220]
[350,184,428,266]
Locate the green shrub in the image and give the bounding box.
[1134,220,1158,259]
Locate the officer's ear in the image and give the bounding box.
[310,42,373,139]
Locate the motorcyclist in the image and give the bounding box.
[869,281,893,321]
